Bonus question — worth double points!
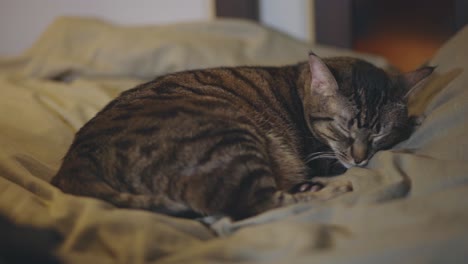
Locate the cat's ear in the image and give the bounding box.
[308,52,339,96]
[403,66,435,99]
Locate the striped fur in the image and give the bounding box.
[52,54,433,219]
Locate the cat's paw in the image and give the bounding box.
[310,177,353,200]
[277,178,353,207]
[290,181,324,193]
[274,190,321,207]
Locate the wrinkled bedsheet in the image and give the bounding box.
[1,17,467,264]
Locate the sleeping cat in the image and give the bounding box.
[51,53,433,219]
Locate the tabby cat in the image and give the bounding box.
[51,53,433,219]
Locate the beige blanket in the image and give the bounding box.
[1,17,467,263]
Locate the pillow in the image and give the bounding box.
[18,16,388,79]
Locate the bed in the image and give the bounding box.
[1,17,467,263]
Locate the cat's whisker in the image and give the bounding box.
[307,154,336,159]
[332,152,345,160]
[306,151,336,159]
[306,152,335,159]
[305,154,337,163]
[306,157,337,163]
[332,152,353,167]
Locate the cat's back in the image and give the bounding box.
[52,65,308,202]
[84,65,306,139]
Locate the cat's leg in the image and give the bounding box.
[176,164,317,219]
[184,163,350,218]
[224,179,351,219]
[292,177,353,200]
[250,183,351,216]
[290,181,325,193]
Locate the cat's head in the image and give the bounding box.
[303,53,433,168]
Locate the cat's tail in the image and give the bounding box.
[51,173,195,217]
[108,192,194,216]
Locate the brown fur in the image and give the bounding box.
[51,54,433,219]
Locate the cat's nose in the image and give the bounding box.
[351,141,368,165]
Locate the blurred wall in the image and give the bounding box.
[0,0,314,57]
[260,0,314,43]
[0,0,213,56]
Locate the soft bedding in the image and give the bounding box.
[1,17,467,263]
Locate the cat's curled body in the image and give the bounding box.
[52,54,433,219]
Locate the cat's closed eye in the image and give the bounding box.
[371,131,401,149]
[374,123,381,133]
[335,124,349,135]
[347,119,355,129]
[345,137,354,145]
[372,133,389,142]
[309,115,334,122]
